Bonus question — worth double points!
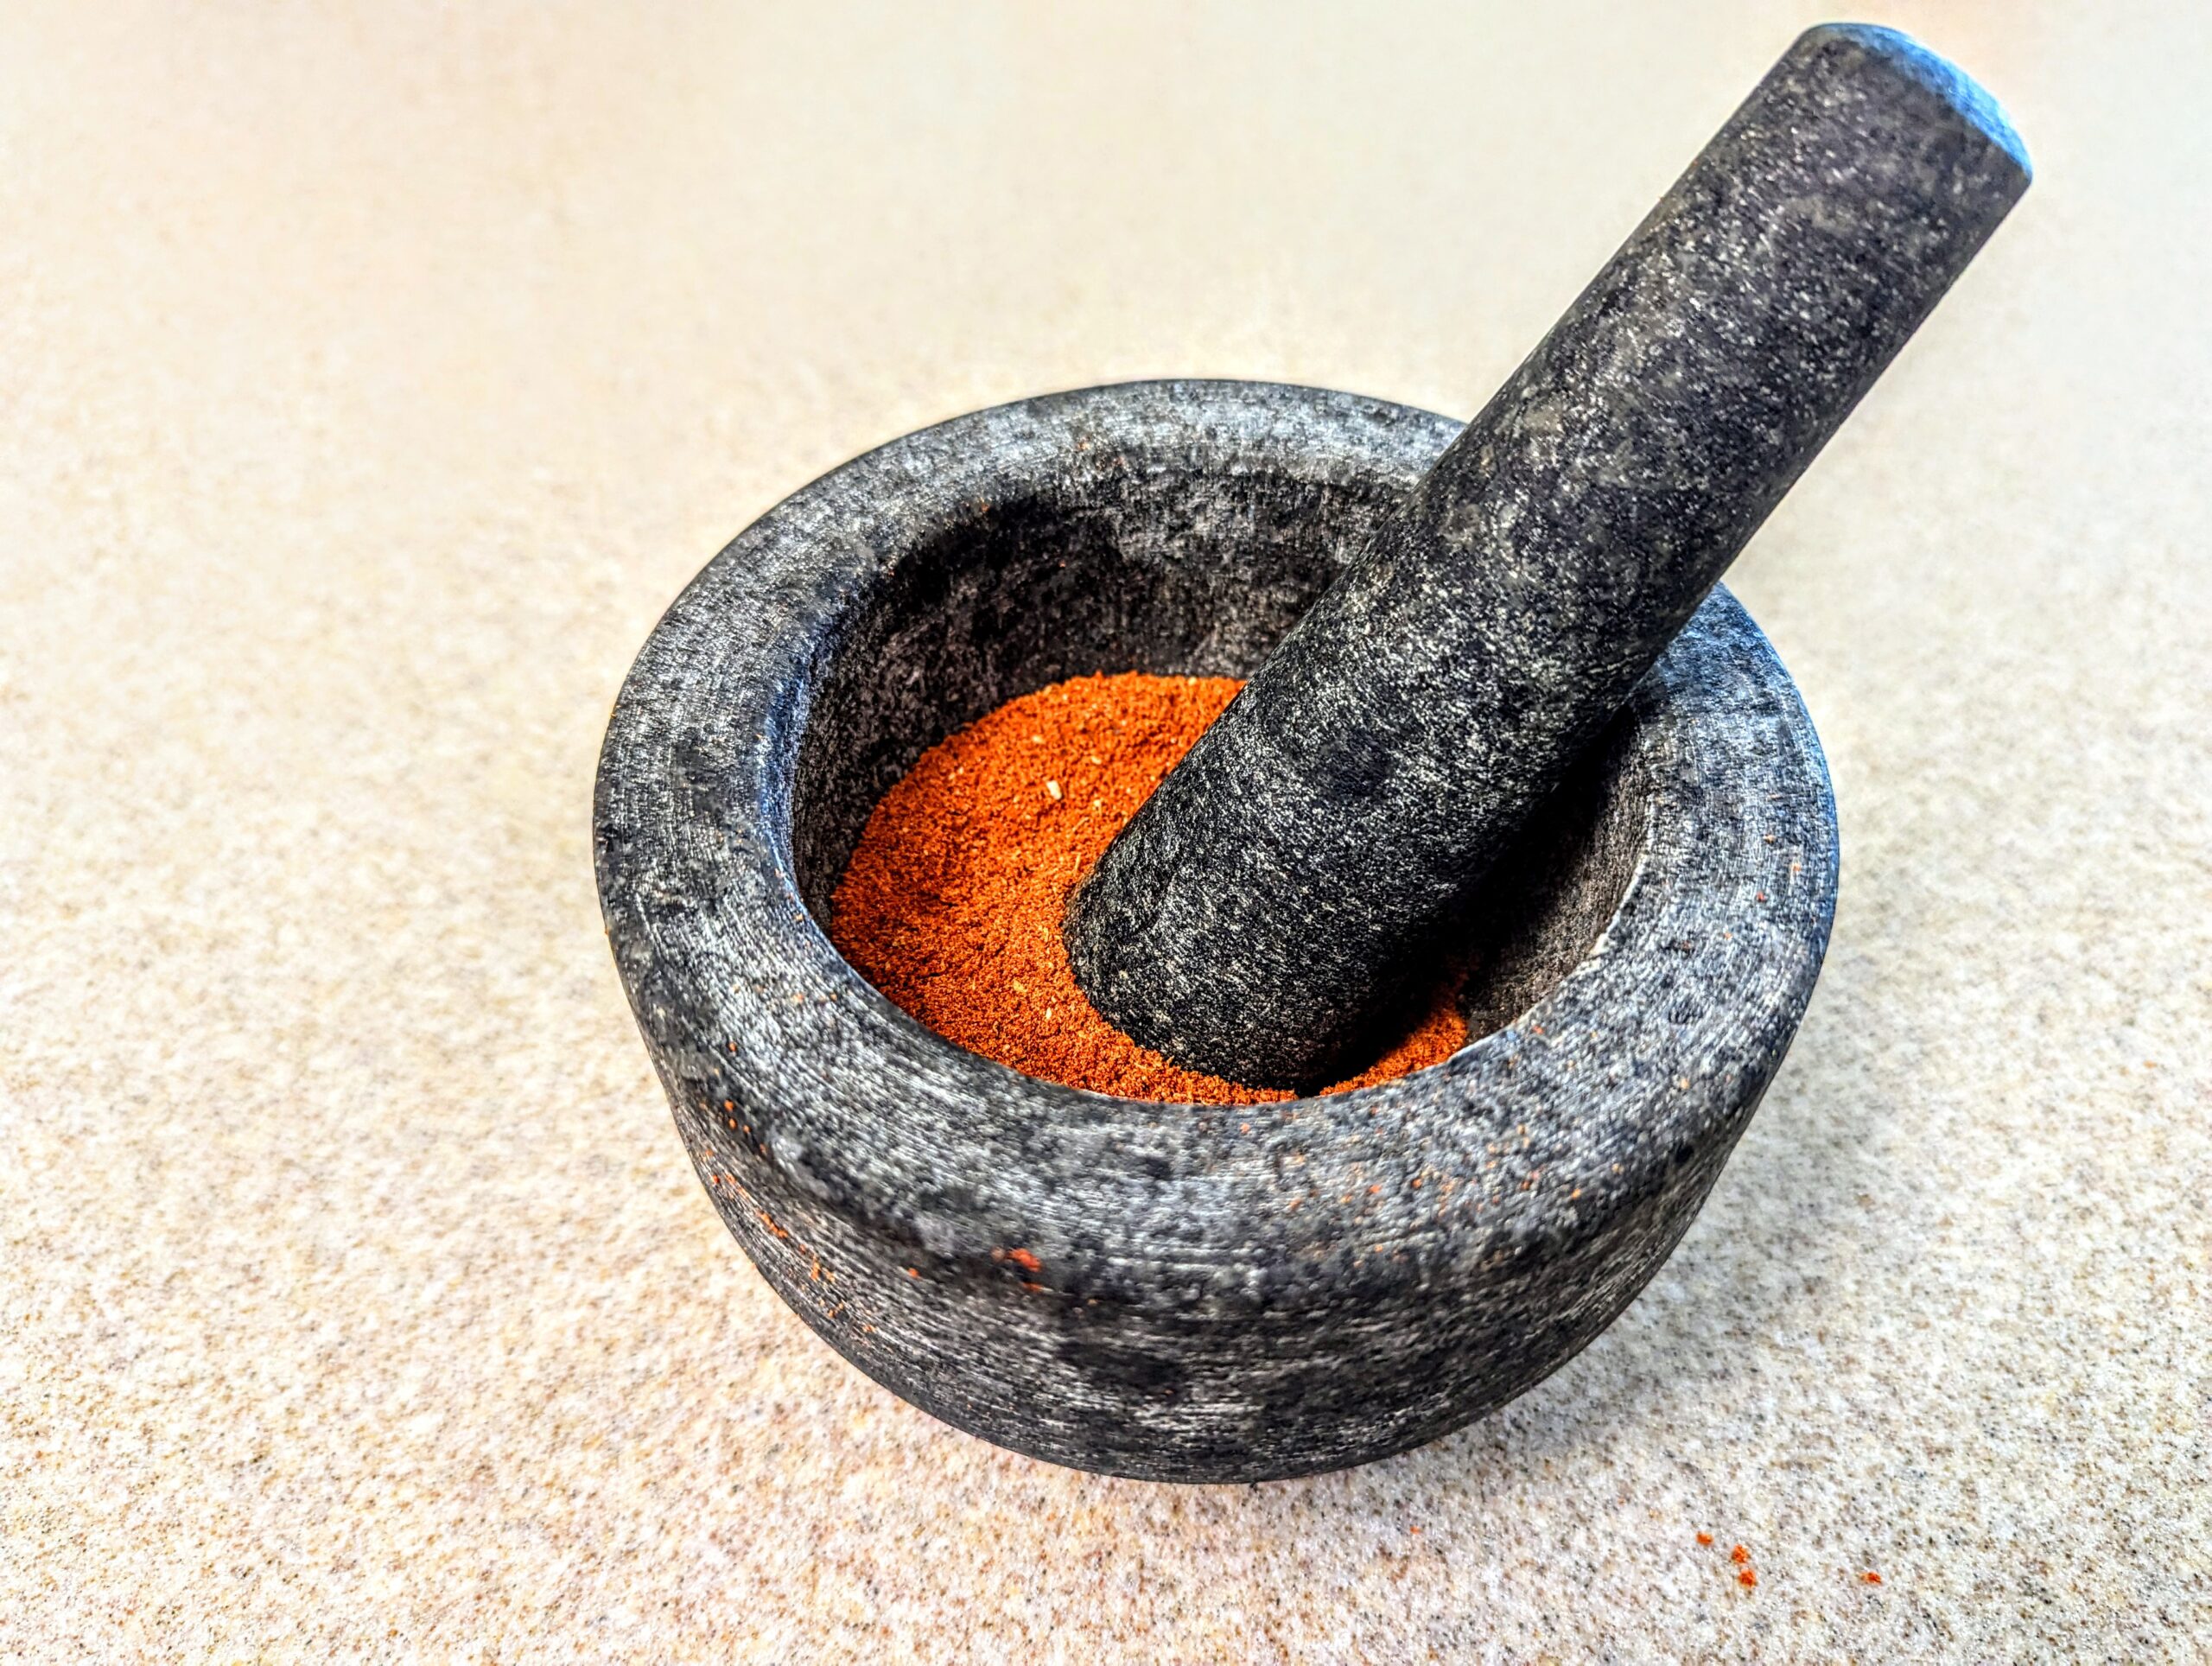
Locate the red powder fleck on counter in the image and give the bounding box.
[1738,1567,1758,1589]
[1696,1532,1714,1547]
[1862,1571,1883,1585]
[831,672,1467,1104]
[1730,1544,1751,1565]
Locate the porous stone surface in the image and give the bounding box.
[594,380,1838,1481]
[1069,25,2028,1088]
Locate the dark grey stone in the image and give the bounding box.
[1067,24,2026,1088]
[594,380,1837,1483]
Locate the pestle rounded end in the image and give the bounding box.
[1810,24,2032,181]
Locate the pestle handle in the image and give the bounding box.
[1066,24,2030,1089]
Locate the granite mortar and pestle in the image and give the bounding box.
[595,25,2028,1480]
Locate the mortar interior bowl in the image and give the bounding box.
[594,379,1838,1483]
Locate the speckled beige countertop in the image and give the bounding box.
[3,3,2206,1660]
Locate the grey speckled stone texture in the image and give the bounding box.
[1068,25,2025,1089]
[594,379,1837,1482]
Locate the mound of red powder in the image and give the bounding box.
[830,671,1465,1104]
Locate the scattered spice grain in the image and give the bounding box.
[831,671,1466,1104]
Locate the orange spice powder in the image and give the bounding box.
[830,671,1465,1104]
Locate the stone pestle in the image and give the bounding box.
[1065,23,2030,1090]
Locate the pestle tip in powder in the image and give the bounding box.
[830,672,1467,1105]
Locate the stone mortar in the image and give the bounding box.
[594,379,1839,1482]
